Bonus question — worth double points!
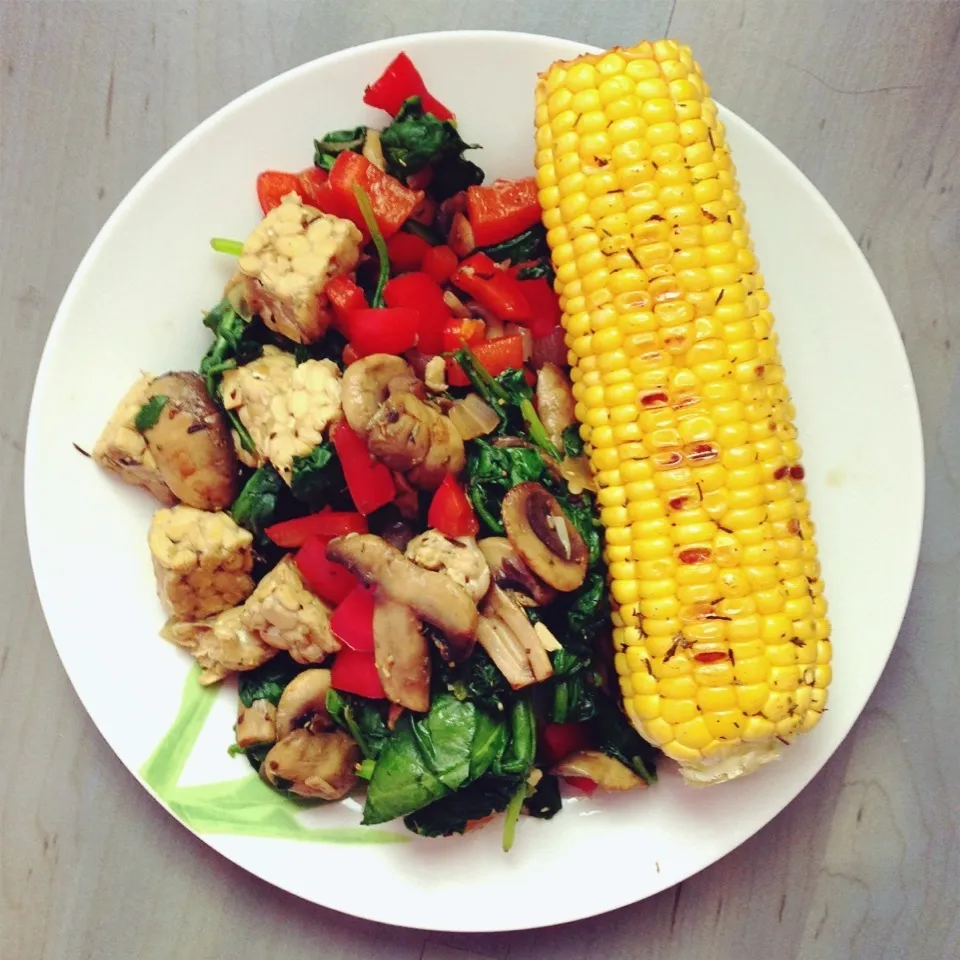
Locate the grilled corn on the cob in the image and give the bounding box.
[535,40,830,784]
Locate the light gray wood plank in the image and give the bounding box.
[1,2,957,959]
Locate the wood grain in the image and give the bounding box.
[1,2,958,958]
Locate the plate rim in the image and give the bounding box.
[24,29,926,931]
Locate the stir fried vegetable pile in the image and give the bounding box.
[90,52,656,848]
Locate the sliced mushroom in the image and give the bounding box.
[553,750,644,791]
[275,669,333,739]
[475,586,554,689]
[405,531,491,603]
[326,535,478,654]
[262,729,359,800]
[501,483,587,592]
[367,393,465,490]
[485,586,553,683]
[141,372,238,510]
[478,537,556,606]
[236,699,277,748]
[476,616,535,689]
[373,597,430,712]
[340,355,419,435]
[536,363,576,450]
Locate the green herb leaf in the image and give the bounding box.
[325,689,392,761]
[230,464,284,539]
[313,126,367,171]
[362,714,449,825]
[465,439,547,534]
[516,259,555,283]
[352,184,390,307]
[593,698,658,785]
[501,779,527,852]
[380,97,484,200]
[210,237,245,256]
[289,440,346,510]
[525,773,562,820]
[238,654,303,708]
[134,395,168,432]
[411,695,477,791]
[562,423,584,458]
[401,773,521,838]
[480,224,548,265]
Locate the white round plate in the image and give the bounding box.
[25,31,923,932]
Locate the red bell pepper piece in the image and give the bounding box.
[256,168,333,215]
[446,334,525,387]
[266,509,368,548]
[295,536,357,605]
[328,151,423,241]
[422,244,459,285]
[540,722,594,766]
[331,420,395,515]
[451,253,531,324]
[297,166,331,208]
[386,231,432,274]
[564,776,599,797]
[363,51,454,121]
[467,177,541,247]
[330,584,376,652]
[348,307,420,358]
[428,475,479,538]
[383,272,451,355]
[508,264,562,339]
[256,170,302,215]
[325,275,367,333]
[441,317,485,354]
[331,648,386,700]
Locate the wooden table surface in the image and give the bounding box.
[2,2,958,958]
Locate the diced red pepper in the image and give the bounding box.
[297,166,331,209]
[328,151,423,241]
[441,317,485,354]
[331,420,395,516]
[295,536,357,605]
[446,334,525,386]
[467,177,541,247]
[325,275,367,333]
[363,51,454,121]
[427,474,479,538]
[342,342,360,367]
[266,509,368,548]
[508,264,562,339]
[256,170,302,215]
[564,776,599,797]
[540,722,594,766]
[422,244,459,285]
[383,272,451,355]
[386,232,432,274]
[331,649,386,700]
[256,168,333,216]
[330,584,376,652]
[451,252,531,324]
[348,307,420,358]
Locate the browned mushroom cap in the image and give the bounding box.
[236,699,277,749]
[275,669,334,739]
[142,372,239,510]
[340,355,420,435]
[326,534,478,653]
[553,751,644,791]
[478,538,556,606]
[373,598,430,712]
[501,483,588,592]
[262,729,359,800]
